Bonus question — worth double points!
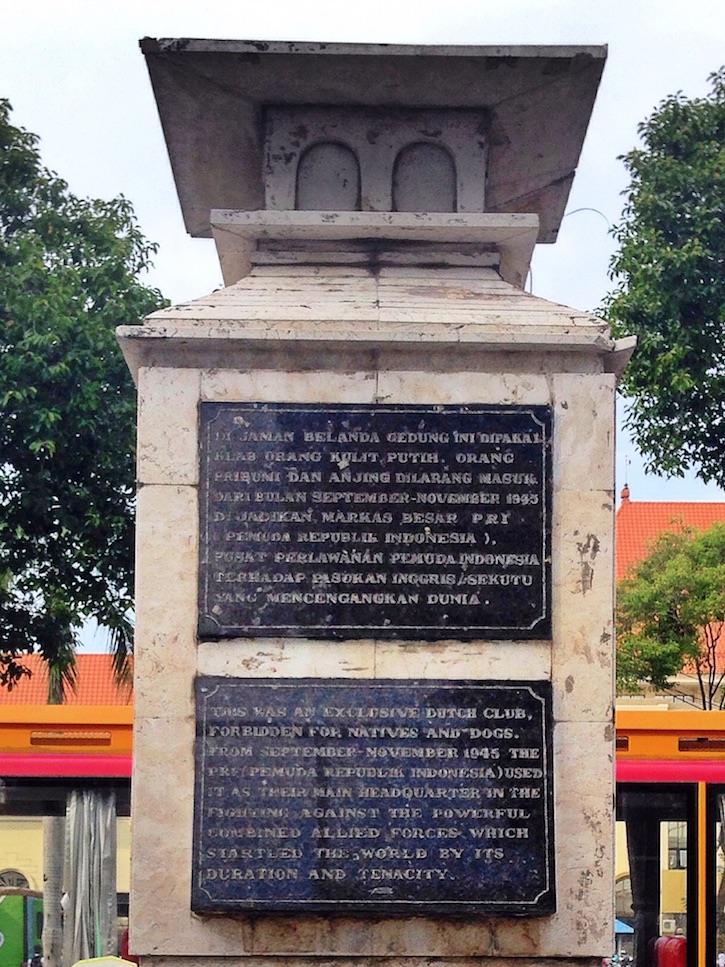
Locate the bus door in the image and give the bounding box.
[616,784,697,967]
[705,785,725,965]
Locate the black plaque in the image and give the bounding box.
[192,678,555,916]
[199,403,551,640]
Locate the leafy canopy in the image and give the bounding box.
[604,68,725,486]
[0,99,166,693]
[617,522,725,709]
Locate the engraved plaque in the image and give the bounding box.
[192,678,555,916]
[199,403,551,639]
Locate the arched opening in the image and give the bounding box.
[296,142,361,211]
[392,142,457,212]
[0,869,30,889]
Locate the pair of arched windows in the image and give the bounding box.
[296,141,457,212]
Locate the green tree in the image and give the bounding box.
[617,522,725,708]
[0,99,166,693]
[604,68,725,486]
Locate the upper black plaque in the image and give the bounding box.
[199,403,551,639]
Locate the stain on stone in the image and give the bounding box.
[485,922,501,956]
[576,533,600,594]
[576,868,593,901]
[575,911,590,946]
[583,810,603,839]
[565,675,575,693]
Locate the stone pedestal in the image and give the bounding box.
[119,257,627,967]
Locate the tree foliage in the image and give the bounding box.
[617,522,725,708]
[604,68,725,486]
[0,99,166,692]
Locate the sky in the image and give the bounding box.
[2,0,725,509]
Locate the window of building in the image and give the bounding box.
[0,869,29,888]
[669,821,688,869]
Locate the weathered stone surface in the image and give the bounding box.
[137,367,200,486]
[551,490,616,723]
[141,40,606,243]
[133,485,198,719]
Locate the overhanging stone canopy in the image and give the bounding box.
[122,38,634,380]
[141,38,607,287]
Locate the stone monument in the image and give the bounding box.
[119,39,633,967]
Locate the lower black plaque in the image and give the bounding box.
[193,678,555,916]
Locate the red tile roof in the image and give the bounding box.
[1,654,133,705]
[616,488,725,581]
